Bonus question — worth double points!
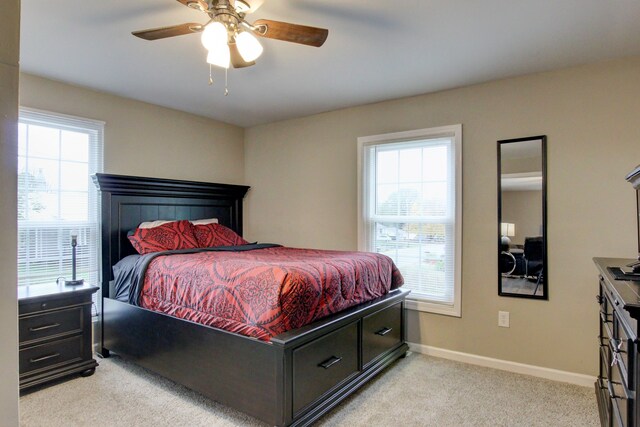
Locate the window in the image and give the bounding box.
[358,125,462,316]
[17,108,104,287]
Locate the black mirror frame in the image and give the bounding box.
[497,135,548,300]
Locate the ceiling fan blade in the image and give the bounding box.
[132,23,203,41]
[229,42,256,68]
[176,0,208,11]
[252,19,328,47]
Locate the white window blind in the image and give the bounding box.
[358,125,462,316]
[17,108,104,288]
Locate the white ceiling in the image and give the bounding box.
[20,0,640,127]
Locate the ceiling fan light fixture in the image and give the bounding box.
[201,21,228,50]
[236,31,263,62]
[186,1,205,11]
[207,45,231,69]
[234,0,251,13]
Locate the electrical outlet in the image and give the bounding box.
[498,311,510,328]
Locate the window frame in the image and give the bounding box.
[357,125,462,317]
[17,107,104,288]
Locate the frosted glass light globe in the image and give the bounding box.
[236,31,263,62]
[207,45,231,69]
[201,21,228,50]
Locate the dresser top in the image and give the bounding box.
[594,257,640,314]
[18,283,99,303]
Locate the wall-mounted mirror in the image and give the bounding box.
[498,135,547,299]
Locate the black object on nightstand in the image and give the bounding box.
[18,283,99,391]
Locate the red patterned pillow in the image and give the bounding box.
[192,223,249,247]
[128,220,199,254]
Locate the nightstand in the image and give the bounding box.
[18,283,99,390]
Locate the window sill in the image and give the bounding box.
[405,298,461,317]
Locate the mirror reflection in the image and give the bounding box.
[498,136,547,299]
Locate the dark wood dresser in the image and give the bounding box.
[595,258,640,427]
[18,283,99,390]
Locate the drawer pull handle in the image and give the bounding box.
[611,352,620,367]
[29,323,61,332]
[610,339,624,366]
[29,352,60,363]
[319,356,343,369]
[611,339,624,354]
[375,327,393,336]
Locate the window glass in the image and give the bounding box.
[28,125,60,159]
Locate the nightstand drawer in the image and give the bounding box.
[20,294,91,316]
[362,302,402,367]
[19,307,83,345]
[19,336,84,375]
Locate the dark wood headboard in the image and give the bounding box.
[92,173,250,295]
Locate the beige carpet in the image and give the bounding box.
[20,353,599,426]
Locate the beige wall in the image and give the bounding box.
[502,190,542,246]
[245,57,640,375]
[19,74,245,184]
[0,0,20,424]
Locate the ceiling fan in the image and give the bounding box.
[132,0,329,69]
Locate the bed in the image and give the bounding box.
[93,173,410,427]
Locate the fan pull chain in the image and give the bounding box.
[224,68,229,96]
[208,64,214,86]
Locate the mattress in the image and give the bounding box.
[112,245,404,341]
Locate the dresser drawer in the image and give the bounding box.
[612,398,628,427]
[613,310,636,390]
[292,322,359,415]
[19,335,84,375]
[362,303,402,367]
[610,379,632,427]
[600,284,614,341]
[19,307,83,345]
[610,344,633,427]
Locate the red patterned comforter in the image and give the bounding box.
[139,246,404,341]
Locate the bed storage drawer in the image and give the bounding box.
[362,302,402,367]
[292,321,359,415]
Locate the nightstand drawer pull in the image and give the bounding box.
[375,327,393,336]
[29,323,61,332]
[29,352,60,364]
[319,356,343,369]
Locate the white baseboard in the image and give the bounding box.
[408,342,595,388]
